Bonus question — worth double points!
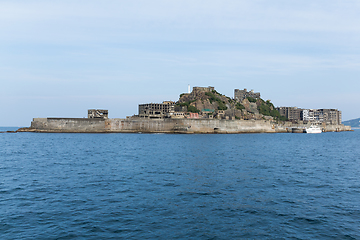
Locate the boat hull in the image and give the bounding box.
[306,126,322,134]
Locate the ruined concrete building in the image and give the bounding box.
[302,109,342,125]
[88,109,108,119]
[234,88,261,102]
[192,86,215,92]
[276,107,342,125]
[138,101,175,118]
[277,107,302,122]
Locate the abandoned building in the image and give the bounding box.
[201,109,215,115]
[277,107,302,122]
[88,109,108,119]
[277,107,342,125]
[170,112,186,118]
[234,88,261,102]
[302,109,342,125]
[192,86,215,92]
[135,86,342,124]
[138,101,175,118]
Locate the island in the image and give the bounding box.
[17,86,351,133]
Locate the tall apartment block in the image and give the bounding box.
[276,107,302,122]
[302,109,342,125]
[277,107,342,125]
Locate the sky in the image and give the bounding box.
[1,0,360,126]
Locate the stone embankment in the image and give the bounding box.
[16,118,352,133]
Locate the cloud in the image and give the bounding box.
[1,0,360,43]
[1,0,360,125]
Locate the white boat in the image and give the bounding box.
[305,125,322,134]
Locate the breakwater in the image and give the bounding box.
[16,117,351,133]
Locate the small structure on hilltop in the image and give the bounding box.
[88,109,108,119]
[234,88,260,102]
[192,86,215,92]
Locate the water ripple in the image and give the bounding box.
[0,132,360,239]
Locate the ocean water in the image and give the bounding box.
[1,130,359,239]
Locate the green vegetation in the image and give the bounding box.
[177,100,199,113]
[205,92,228,110]
[212,90,222,96]
[258,101,272,116]
[187,105,200,113]
[177,100,195,107]
[279,115,288,121]
[226,97,233,103]
[269,109,287,121]
[176,88,288,121]
[217,102,227,110]
[236,102,245,110]
[257,99,287,121]
[247,97,257,103]
[205,92,218,104]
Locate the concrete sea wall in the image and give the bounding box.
[17,117,351,133]
[108,118,278,133]
[29,118,107,132]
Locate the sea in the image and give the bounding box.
[1,127,359,239]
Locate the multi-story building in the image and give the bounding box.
[138,101,175,118]
[302,109,323,123]
[302,109,342,124]
[277,107,342,125]
[319,109,342,125]
[234,88,261,102]
[276,107,302,121]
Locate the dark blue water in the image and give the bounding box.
[1,130,359,239]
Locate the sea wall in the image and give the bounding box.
[107,118,277,133]
[17,117,351,133]
[28,118,107,132]
[322,124,351,132]
[20,118,277,133]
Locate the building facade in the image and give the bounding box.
[192,86,215,92]
[277,107,342,125]
[301,109,322,122]
[276,107,302,122]
[317,109,342,125]
[138,101,175,118]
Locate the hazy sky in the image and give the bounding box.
[1,0,360,126]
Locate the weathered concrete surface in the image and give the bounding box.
[322,124,352,132]
[107,118,278,133]
[16,117,352,133]
[18,118,107,133]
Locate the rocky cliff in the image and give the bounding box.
[176,88,283,121]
